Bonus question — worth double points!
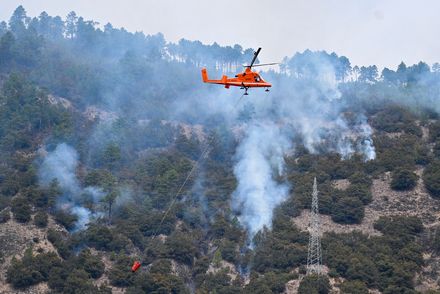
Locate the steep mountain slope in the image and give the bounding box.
[1,5,440,294]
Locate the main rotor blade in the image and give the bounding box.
[249,47,261,68]
[243,62,279,68]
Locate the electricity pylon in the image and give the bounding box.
[307,177,323,275]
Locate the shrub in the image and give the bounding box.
[429,121,440,142]
[62,269,109,293]
[54,210,77,230]
[108,254,136,287]
[431,228,440,254]
[332,197,364,224]
[371,105,416,133]
[390,168,418,191]
[348,172,372,187]
[219,239,238,264]
[244,272,295,293]
[47,229,72,260]
[374,216,423,239]
[6,249,61,288]
[340,280,369,294]
[11,197,31,223]
[298,274,330,294]
[345,185,372,205]
[0,209,11,223]
[34,211,48,228]
[165,232,197,265]
[76,249,105,279]
[423,161,440,198]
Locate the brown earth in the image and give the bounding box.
[0,213,65,294]
[289,166,440,293]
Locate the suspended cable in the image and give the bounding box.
[151,92,246,239]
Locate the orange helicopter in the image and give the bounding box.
[201,48,276,95]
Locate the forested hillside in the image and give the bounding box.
[1,6,440,294]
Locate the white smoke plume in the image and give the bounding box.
[39,143,104,231]
[39,143,81,195]
[232,121,291,239]
[356,115,376,161]
[230,54,376,240]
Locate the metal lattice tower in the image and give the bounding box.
[307,177,323,275]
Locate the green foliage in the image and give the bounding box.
[219,239,238,264]
[126,259,190,293]
[212,249,222,267]
[75,249,105,279]
[390,168,418,191]
[429,121,440,142]
[164,231,197,265]
[340,280,369,294]
[431,227,440,254]
[86,224,129,251]
[374,134,420,171]
[84,169,117,191]
[199,270,238,294]
[348,172,372,187]
[50,268,111,294]
[33,211,48,227]
[108,254,136,287]
[423,161,440,198]
[175,132,201,160]
[0,208,11,223]
[23,186,48,208]
[371,105,419,135]
[331,196,364,224]
[45,179,61,209]
[298,274,330,294]
[245,272,296,293]
[103,142,122,163]
[128,272,190,294]
[138,210,176,237]
[0,74,72,151]
[345,185,372,205]
[210,214,242,242]
[7,248,61,288]
[1,7,440,293]
[252,216,308,273]
[54,210,78,230]
[186,257,208,288]
[373,216,423,241]
[325,218,423,292]
[47,229,72,259]
[134,152,193,209]
[11,196,31,223]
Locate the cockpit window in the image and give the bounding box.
[255,75,261,82]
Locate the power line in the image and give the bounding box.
[151,92,246,239]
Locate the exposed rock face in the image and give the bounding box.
[332,179,350,191]
[47,95,72,109]
[83,106,118,122]
[369,168,440,227]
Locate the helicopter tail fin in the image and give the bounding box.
[201,68,208,82]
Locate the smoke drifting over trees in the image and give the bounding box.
[1,5,440,293]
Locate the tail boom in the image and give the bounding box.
[201,68,228,85]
